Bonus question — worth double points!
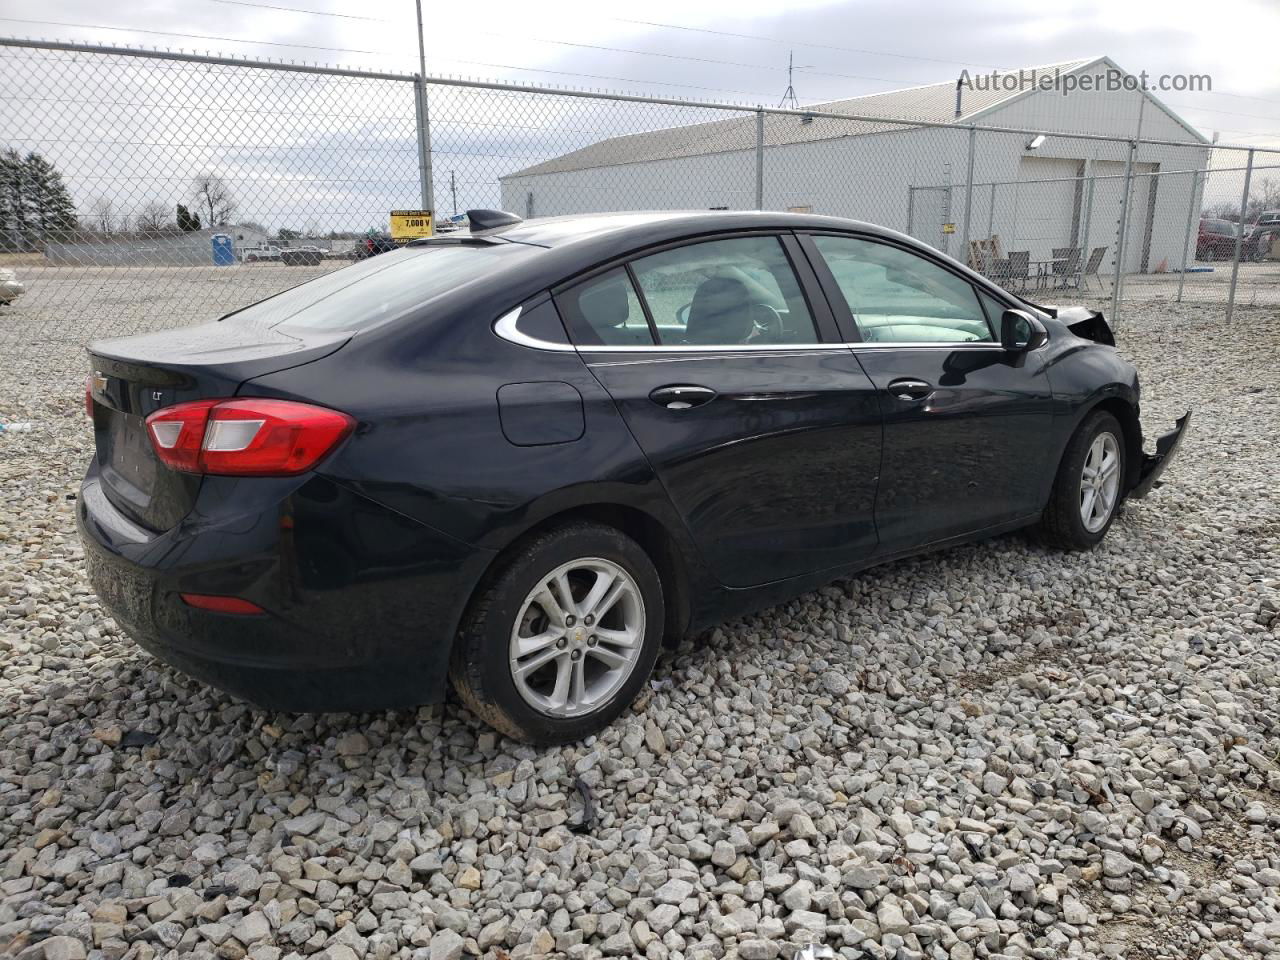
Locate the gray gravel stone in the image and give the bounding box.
[3,307,1280,960]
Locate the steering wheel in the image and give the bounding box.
[749,303,784,343]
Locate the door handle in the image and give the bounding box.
[887,378,934,401]
[649,384,716,410]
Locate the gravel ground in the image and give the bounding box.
[1,298,1279,960]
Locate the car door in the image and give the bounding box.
[555,232,883,589]
[800,232,1055,554]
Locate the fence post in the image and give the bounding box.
[960,126,976,269]
[1226,149,1254,325]
[414,0,434,213]
[1109,138,1137,325]
[755,108,765,211]
[413,83,434,212]
[1175,169,1201,303]
[1078,158,1095,289]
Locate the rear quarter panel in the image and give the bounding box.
[236,297,689,555]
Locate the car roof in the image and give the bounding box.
[487,210,903,249]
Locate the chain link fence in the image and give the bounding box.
[2,38,1278,409]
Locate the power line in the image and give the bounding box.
[612,14,1280,111]
[208,0,388,21]
[8,14,1279,128]
[432,58,809,101]
[0,17,385,55]
[1167,101,1280,123]
[612,16,1004,71]
[471,29,928,88]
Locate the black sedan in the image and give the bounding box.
[79,210,1188,744]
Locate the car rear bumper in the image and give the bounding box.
[1130,410,1191,499]
[78,466,494,712]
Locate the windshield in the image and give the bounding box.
[223,243,538,331]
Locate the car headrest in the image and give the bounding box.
[685,276,753,345]
[580,275,630,329]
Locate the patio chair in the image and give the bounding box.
[1006,251,1031,292]
[1081,246,1108,292]
[1051,247,1082,288]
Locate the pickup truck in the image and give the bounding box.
[241,244,282,263]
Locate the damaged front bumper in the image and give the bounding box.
[1130,411,1191,499]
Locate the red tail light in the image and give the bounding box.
[145,398,354,476]
[180,593,265,615]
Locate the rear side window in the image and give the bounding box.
[629,236,818,346]
[226,243,537,331]
[556,268,655,346]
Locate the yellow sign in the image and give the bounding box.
[389,209,433,242]
[942,222,956,234]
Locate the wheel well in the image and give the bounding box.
[482,504,692,645]
[1090,397,1143,490]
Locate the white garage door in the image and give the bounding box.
[1090,160,1157,274]
[1011,157,1081,265]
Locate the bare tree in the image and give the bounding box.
[87,195,116,236]
[1248,177,1280,221]
[135,199,171,234]
[191,173,236,227]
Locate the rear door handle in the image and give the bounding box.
[649,384,716,410]
[887,378,933,401]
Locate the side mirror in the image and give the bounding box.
[1000,308,1045,352]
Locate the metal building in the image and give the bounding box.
[500,57,1210,276]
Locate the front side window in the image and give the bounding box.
[629,236,819,346]
[811,235,994,344]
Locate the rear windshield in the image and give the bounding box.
[224,243,536,331]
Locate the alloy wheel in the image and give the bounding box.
[1079,431,1120,533]
[508,557,646,718]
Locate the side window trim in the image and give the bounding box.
[554,230,841,353]
[779,233,844,344]
[553,267,656,348]
[623,261,661,345]
[795,233,861,343]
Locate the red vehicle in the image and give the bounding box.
[1196,218,1242,261]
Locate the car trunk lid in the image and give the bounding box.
[87,319,348,532]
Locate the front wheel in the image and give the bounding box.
[1037,410,1126,550]
[449,522,664,744]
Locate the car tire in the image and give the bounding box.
[1037,410,1126,551]
[449,522,664,744]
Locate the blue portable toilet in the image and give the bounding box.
[211,233,235,266]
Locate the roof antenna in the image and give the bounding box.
[778,51,809,110]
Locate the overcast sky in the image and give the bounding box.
[3,0,1277,231]
[5,0,1278,145]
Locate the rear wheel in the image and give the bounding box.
[1037,410,1126,550]
[449,522,664,744]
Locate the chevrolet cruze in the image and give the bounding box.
[79,210,1188,743]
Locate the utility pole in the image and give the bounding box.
[413,0,434,216]
[450,171,457,218]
